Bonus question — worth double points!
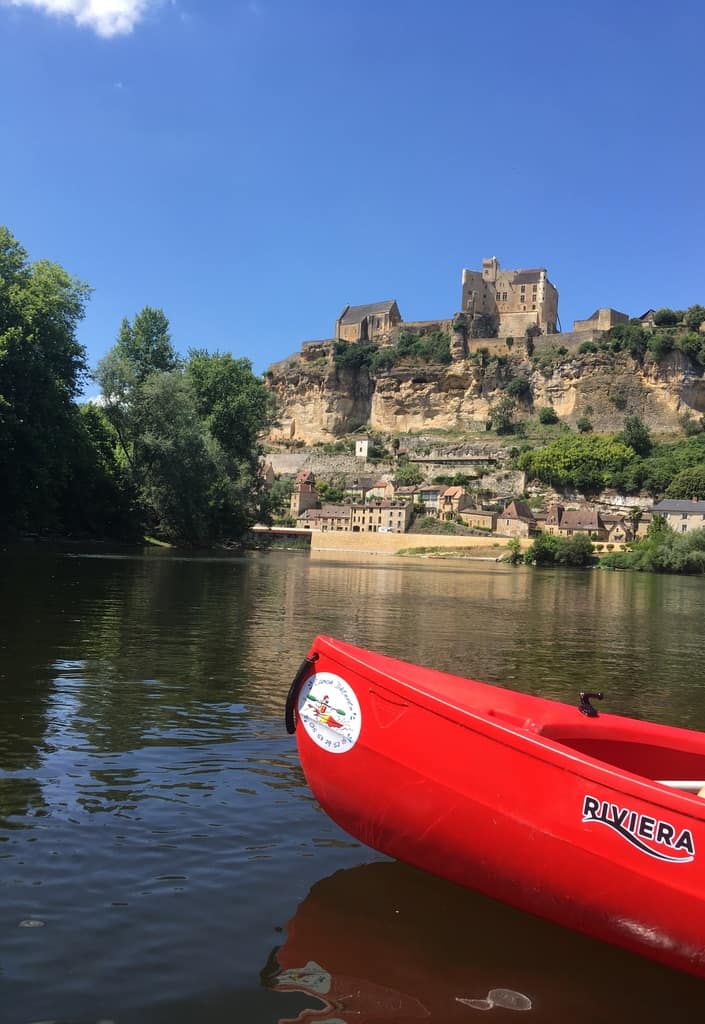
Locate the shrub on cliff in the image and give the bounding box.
[538,406,559,425]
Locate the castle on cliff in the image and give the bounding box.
[330,258,627,347]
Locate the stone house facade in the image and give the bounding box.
[652,498,705,534]
[573,308,629,333]
[297,500,411,534]
[497,500,536,537]
[439,486,473,520]
[335,301,402,343]
[459,509,497,531]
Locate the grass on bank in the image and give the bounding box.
[396,543,508,559]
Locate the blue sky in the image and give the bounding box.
[1,0,703,390]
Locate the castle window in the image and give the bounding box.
[502,292,508,301]
[532,304,536,310]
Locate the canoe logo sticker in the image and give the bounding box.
[582,795,695,863]
[298,672,361,754]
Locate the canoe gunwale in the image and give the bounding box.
[309,634,705,821]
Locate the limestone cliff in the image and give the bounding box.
[265,344,705,444]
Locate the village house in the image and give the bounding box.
[345,476,378,502]
[497,500,536,538]
[543,504,606,540]
[415,484,445,515]
[350,500,412,534]
[459,508,497,532]
[652,498,705,534]
[297,505,351,531]
[366,478,396,500]
[297,500,411,534]
[600,514,631,544]
[438,486,473,521]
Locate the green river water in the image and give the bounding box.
[1,545,704,1021]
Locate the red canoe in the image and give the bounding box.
[285,635,705,980]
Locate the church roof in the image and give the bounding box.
[339,301,398,325]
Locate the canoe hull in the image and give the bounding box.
[290,636,705,980]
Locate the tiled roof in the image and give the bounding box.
[339,301,398,325]
[502,500,534,521]
[560,509,601,531]
[301,505,350,520]
[653,499,705,514]
[545,503,564,525]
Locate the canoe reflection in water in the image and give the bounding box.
[263,861,705,1022]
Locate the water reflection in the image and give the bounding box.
[266,861,705,1020]
[2,547,705,1022]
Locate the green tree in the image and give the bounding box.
[393,463,423,486]
[517,435,636,493]
[665,466,705,500]
[505,537,523,564]
[538,406,559,425]
[647,332,674,361]
[113,308,179,382]
[653,308,681,327]
[525,532,596,567]
[619,415,652,457]
[265,477,294,518]
[684,305,705,332]
[576,415,593,433]
[506,376,531,400]
[95,317,271,544]
[0,227,94,533]
[488,395,516,434]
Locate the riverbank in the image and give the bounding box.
[310,531,526,557]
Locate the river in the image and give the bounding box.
[1,545,704,1022]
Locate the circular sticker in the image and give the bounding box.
[298,672,362,754]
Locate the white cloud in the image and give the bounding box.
[4,0,157,36]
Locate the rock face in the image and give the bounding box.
[265,347,705,444]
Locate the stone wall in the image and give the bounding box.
[311,531,520,556]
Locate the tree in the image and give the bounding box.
[505,537,523,564]
[647,332,674,361]
[187,350,271,468]
[113,308,179,382]
[95,316,272,544]
[620,415,652,457]
[517,434,636,492]
[393,463,423,486]
[576,415,593,433]
[684,305,705,332]
[665,466,705,501]
[488,395,516,434]
[0,227,93,533]
[506,376,531,400]
[653,308,681,327]
[538,406,559,425]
